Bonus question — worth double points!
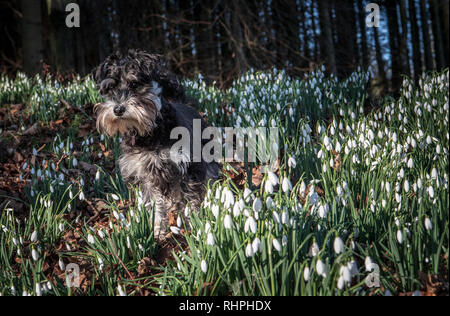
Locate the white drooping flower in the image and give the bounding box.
[30,230,38,243]
[117,285,127,296]
[288,156,297,168]
[245,243,254,257]
[233,201,241,217]
[396,230,403,244]
[245,216,257,234]
[337,276,345,290]
[31,248,39,261]
[303,266,310,281]
[252,198,262,212]
[224,214,233,229]
[267,171,279,186]
[206,232,215,246]
[333,237,345,254]
[309,241,320,257]
[87,233,96,244]
[282,177,292,193]
[316,259,326,277]
[243,188,253,202]
[201,260,208,273]
[170,226,180,235]
[211,205,220,218]
[427,186,435,198]
[424,217,433,231]
[272,238,282,252]
[252,237,262,253]
[264,180,274,194]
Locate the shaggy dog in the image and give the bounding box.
[93,49,218,240]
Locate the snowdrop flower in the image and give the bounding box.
[79,191,85,201]
[72,157,78,167]
[117,285,127,296]
[407,157,414,168]
[272,238,282,252]
[396,230,403,244]
[170,226,181,235]
[281,210,289,224]
[424,218,433,231]
[365,256,374,271]
[243,188,252,202]
[309,241,320,257]
[303,266,310,281]
[30,230,38,243]
[245,243,254,257]
[266,197,275,210]
[404,180,410,193]
[111,194,120,201]
[201,260,208,273]
[31,248,39,261]
[252,237,262,253]
[224,214,233,229]
[35,283,42,296]
[272,211,281,224]
[282,177,292,193]
[337,276,345,290]
[316,259,326,277]
[264,181,274,194]
[252,198,262,212]
[245,216,257,234]
[282,235,288,247]
[427,186,435,198]
[211,205,219,218]
[177,216,182,228]
[267,171,279,186]
[287,156,297,168]
[232,202,241,217]
[87,234,95,244]
[317,204,328,219]
[333,237,344,254]
[206,232,215,246]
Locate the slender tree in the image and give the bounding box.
[317,0,337,74]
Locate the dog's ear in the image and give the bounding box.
[93,53,120,94]
[131,50,185,101]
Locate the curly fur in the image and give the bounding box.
[94,49,218,240]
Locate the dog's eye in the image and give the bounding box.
[130,82,139,90]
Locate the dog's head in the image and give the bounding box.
[93,49,182,138]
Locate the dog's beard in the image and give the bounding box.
[94,96,159,139]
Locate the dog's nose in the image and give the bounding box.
[114,105,126,117]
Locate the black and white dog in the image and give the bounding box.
[94,49,218,240]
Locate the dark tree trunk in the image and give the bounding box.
[317,0,336,74]
[430,0,445,69]
[357,0,369,69]
[408,0,422,81]
[386,1,401,92]
[399,0,411,76]
[420,0,434,70]
[373,25,387,93]
[20,0,44,75]
[440,0,449,67]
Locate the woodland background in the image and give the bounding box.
[0,0,449,92]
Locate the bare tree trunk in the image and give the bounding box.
[408,0,422,81]
[440,0,449,67]
[399,0,411,76]
[357,0,369,69]
[20,0,44,75]
[430,0,445,69]
[386,1,401,92]
[317,0,336,74]
[420,0,434,70]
